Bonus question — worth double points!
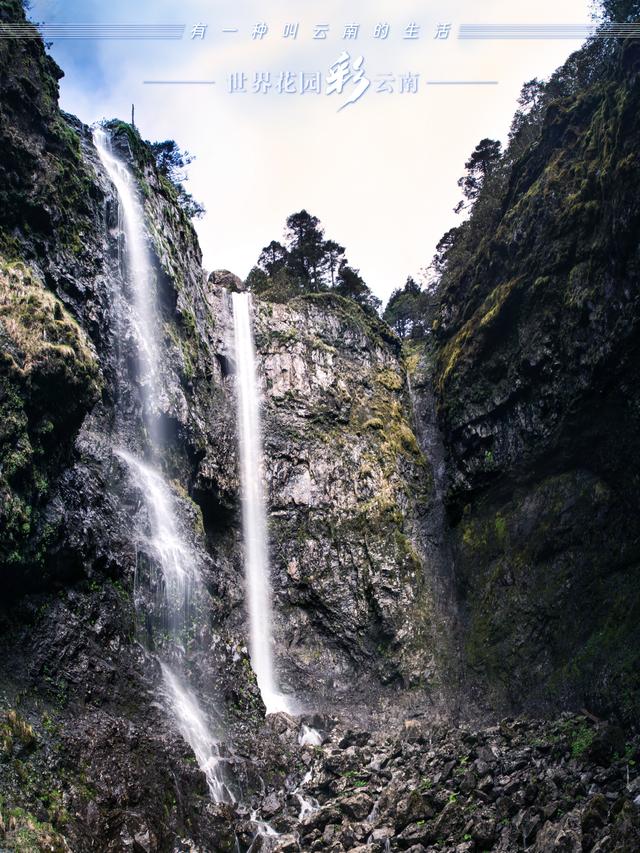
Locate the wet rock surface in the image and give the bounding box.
[2,701,640,850]
[239,713,640,853]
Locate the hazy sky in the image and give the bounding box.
[29,0,594,303]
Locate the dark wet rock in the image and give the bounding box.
[208,269,245,292]
[262,792,283,818]
[241,714,639,853]
[339,792,374,821]
[586,724,627,767]
[301,805,342,832]
[246,292,444,710]
[270,834,299,852]
[339,731,372,749]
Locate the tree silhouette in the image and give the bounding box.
[149,139,205,219]
[454,138,502,213]
[258,240,288,277]
[246,210,380,312]
[285,210,327,288]
[323,239,346,287]
[383,277,427,338]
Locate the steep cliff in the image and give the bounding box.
[0,4,257,847]
[255,295,439,705]
[431,37,640,722]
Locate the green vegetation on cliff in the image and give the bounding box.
[245,210,382,314]
[0,2,97,260]
[424,29,640,722]
[0,258,100,585]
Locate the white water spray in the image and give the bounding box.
[231,292,291,715]
[298,725,323,747]
[93,128,230,801]
[117,451,196,639]
[162,665,234,803]
[93,128,161,434]
[293,769,319,821]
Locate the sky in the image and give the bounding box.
[29,0,595,304]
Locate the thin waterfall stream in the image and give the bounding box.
[93,128,232,802]
[231,292,293,716]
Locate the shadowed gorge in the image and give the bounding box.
[1,0,640,850]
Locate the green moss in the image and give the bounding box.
[1,710,35,756]
[461,516,488,552]
[376,368,403,391]
[351,392,424,471]
[266,327,299,346]
[0,259,98,375]
[163,316,199,385]
[158,173,179,204]
[0,257,101,578]
[438,278,519,389]
[362,417,384,431]
[293,291,398,350]
[494,514,507,545]
[570,722,595,759]
[104,119,154,171]
[457,469,640,719]
[0,12,100,255]
[169,479,205,538]
[394,530,423,571]
[0,804,67,853]
[402,339,426,378]
[51,116,81,157]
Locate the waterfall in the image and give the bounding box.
[231,292,292,715]
[294,770,319,821]
[93,128,232,802]
[298,725,323,747]
[93,128,161,443]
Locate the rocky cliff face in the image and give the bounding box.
[201,280,454,722]
[253,295,440,708]
[430,38,640,723]
[0,5,258,847]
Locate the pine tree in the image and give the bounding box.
[284,210,327,289]
[246,210,380,312]
[149,139,205,219]
[257,241,288,277]
[323,240,346,287]
[336,262,381,313]
[383,277,425,338]
[454,139,502,213]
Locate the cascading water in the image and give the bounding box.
[93,128,232,802]
[93,128,161,442]
[294,770,319,821]
[298,725,323,747]
[231,292,292,715]
[120,452,195,637]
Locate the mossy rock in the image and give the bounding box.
[0,257,101,586]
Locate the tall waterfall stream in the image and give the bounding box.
[93,128,233,803]
[231,292,293,716]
